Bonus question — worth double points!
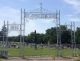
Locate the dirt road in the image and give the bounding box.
[2,57,75,61]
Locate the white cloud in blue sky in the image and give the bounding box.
[63,0,80,22]
[0,0,80,35]
[64,0,80,8]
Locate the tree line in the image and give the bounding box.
[0,25,80,44]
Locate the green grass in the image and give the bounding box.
[8,47,57,57]
[1,46,80,57]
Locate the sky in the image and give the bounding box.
[0,0,80,36]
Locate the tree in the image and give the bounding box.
[45,27,57,44]
[61,30,71,44]
[45,25,71,44]
[60,25,71,44]
[0,22,7,42]
[0,31,3,41]
[26,31,45,44]
[75,27,80,44]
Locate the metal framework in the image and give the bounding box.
[61,22,76,56]
[1,21,8,50]
[0,1,77,58]
[23,5,61,57]
[0,8,26,58]
[16,8,76,57]
[0,21,8,58]
[1,3,61,57]
[71,22,76,56]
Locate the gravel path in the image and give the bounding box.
[2,57,75,61]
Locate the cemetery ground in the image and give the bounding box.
[6,46,80,57]
[0,45,80,61]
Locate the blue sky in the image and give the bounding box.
[0,0,80,36]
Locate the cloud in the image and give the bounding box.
[64,0,80,7]
[65,14,80,22]
[25,19,55,35]
[0,7,20,23]
[0,6,20,36]
[0,6,55,36]
[63,0,80,23]
[64,0,80,11]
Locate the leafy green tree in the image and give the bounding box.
[0,23,7,41]
[61,30,71,44]
[60,25,71,44]
[0,31,3,41]
[75,27,80,44]
[26,31,45,44]
[45,27,57,44]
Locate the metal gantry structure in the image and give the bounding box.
[71,22,76,56]
[23,4,61,57]
[0,3,61,57]
[0,21,9,58]
[0,8,26,58]
[0,2,76,58]
[56,10,61,57]
[61,22,76,56]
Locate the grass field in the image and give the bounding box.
[3,46,80,57]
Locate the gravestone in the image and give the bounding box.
[0,50,8,59]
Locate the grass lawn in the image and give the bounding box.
[6,46,80,57]
[8,47,57,57]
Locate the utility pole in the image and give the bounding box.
[34,30,37,50]
[56,10,62,57]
